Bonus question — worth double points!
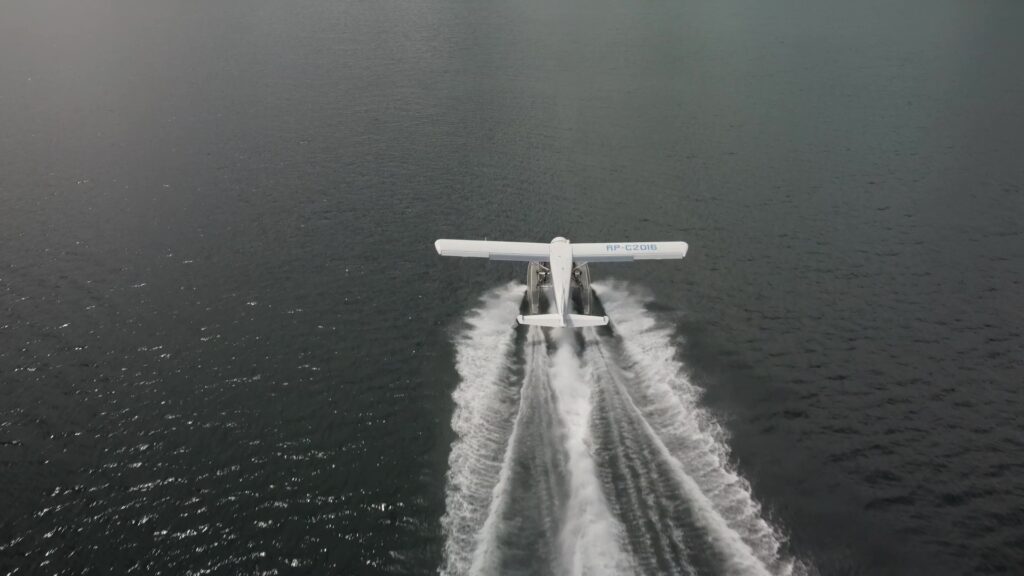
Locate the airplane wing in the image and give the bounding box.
[572,241,688,262]
[435,239,550,261]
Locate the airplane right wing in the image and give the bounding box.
[571,241,688,262]
[435,239,551,261]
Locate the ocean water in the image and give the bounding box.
[1,0,1022,574]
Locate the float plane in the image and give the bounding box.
[434,237,688,328]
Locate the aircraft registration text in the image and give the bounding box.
[606,243,659,252]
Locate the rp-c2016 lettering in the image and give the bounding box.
[625,243,658,251]
[607,243,659,252]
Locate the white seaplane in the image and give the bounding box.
[435,237,688,328]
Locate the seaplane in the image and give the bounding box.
[434,237,688,328]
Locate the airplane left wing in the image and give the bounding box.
[435,239,551,261]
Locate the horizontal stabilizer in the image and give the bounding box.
[516,314,564,327]
[567,314,609,327]
[516,314,609,328]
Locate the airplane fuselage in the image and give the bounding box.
[548,236,573,323]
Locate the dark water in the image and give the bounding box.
[1,0,1022,574]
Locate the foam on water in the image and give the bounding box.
[440,283,524,575]
[594,281,808,576]
[548,330,635,576]
[442,282,809,576]
[585,332,770,575]
[469,326,556,574]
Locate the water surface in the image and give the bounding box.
[1,0,1022,574]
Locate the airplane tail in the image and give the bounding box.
[516,314,609,328]
[568,314,609,327]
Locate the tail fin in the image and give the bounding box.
[516,314,609,328]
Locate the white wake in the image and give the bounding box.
[441,281,809,576]
[469,326,554,573]
[440,283,524,576]
[594,280,807,576]
[548,330,635,576]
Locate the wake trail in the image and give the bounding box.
[470,326,565,575]
[441,283,525,576]
[587,329,767,575]
[587,335,699,576]
[548,330,636,576]
[594,281,807,576]
[442,282,809,576]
